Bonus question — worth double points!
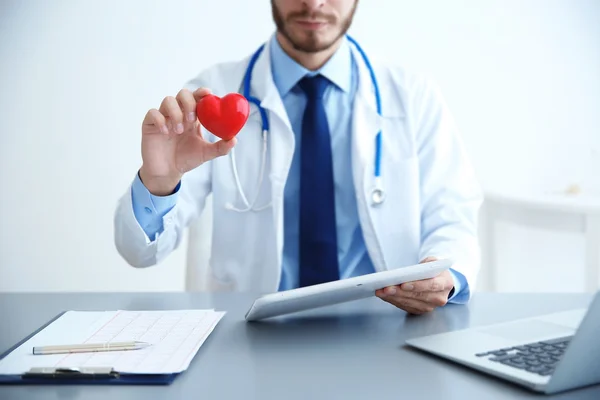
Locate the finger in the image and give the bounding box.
[142,108,169,135]
[375,285,401,297]
[398,288,430,301]
[400,275,447,293]
[176,89,197,124]
[193,87,213,102]
[376,286,423,300]
[195,121,204,138]
[400,289,449,306]
[381,296,434,315]
[159,96,184,134]
[404,306,428,316]
[202,138,237,160]
[378,285,428,302]
[429,293,448,307]
[420,256,438,263]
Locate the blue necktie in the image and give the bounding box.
[297,74,340,287]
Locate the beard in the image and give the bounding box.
[271,0,357,53]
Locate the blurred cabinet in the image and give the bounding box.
[478,190,600,293]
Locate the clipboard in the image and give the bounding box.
[0,309,225,385]
[0,367,177,385]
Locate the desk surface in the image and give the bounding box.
[1,292,599,400]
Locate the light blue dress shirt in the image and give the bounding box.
[268,35,377,292]
[130,35,466,302]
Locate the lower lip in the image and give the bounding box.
[295,21,327,30]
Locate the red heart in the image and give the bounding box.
[196,93,250,141]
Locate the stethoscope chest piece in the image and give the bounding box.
[371,188,385,206]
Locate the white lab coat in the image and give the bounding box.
[113,37,483,297]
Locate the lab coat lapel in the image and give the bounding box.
[248,37,295,274]
[350,46,387,272]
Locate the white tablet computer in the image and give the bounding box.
[244,259,452,321]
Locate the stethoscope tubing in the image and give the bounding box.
[229,35,384,212]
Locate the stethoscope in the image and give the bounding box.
[225,34,384,213]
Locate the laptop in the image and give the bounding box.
[405,290,600,395]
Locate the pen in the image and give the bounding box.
[32,341,151,355]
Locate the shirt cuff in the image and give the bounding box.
[447,268,469,304]
[131,172,180,240]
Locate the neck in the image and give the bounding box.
[276,32,343,71]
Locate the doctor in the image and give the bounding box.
[114,0,483,315]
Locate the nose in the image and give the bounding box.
[302,0,326,9]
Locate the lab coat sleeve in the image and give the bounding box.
[414,77,484,304]
[113,71,221,269]
[113,161,212,269]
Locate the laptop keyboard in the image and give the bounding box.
[475,336,573,376]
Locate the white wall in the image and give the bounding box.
[1,0,598,292]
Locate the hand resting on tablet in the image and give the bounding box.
[375,257,455,315]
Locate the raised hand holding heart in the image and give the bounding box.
[196,93,250,141]
[139,88,240,197]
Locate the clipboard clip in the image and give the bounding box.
[23,367,120,379]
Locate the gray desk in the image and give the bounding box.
[0,293,598,399]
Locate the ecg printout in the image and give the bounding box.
[0,310,225,375]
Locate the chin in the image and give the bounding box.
[294,34,340,52]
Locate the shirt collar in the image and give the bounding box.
[269,34,352,97]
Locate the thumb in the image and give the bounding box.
[215,137,237,156]
[203,137,237,160]
[420,256,438,264]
